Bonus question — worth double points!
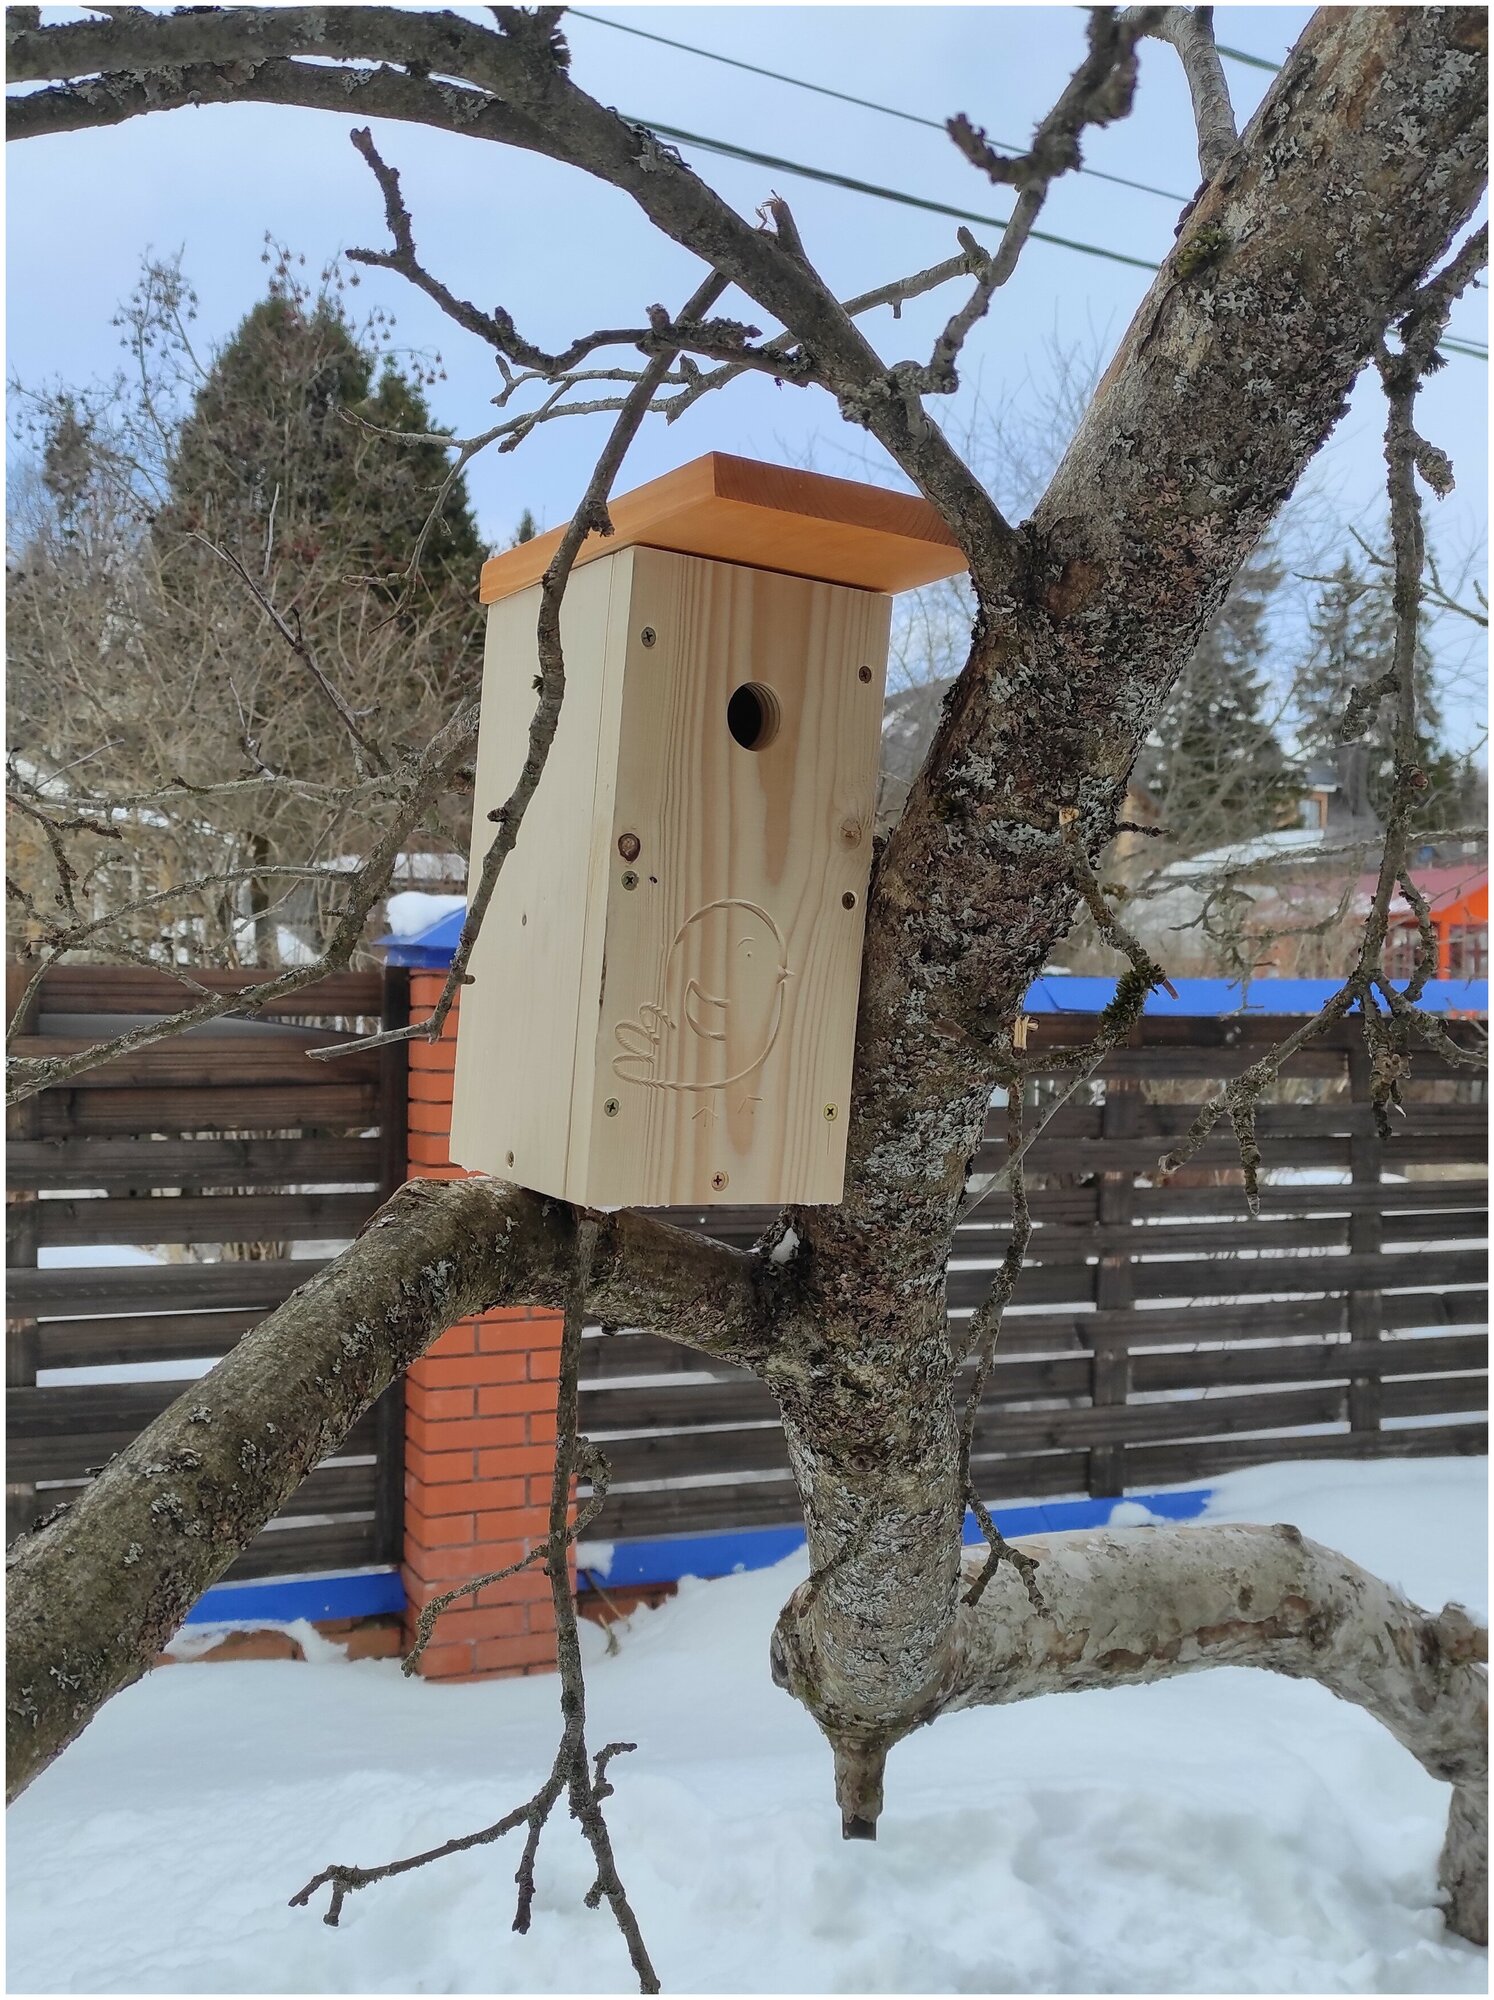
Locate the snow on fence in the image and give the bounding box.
[6,964,1488,1602]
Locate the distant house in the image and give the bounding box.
[1380,861,1489,980]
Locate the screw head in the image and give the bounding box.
[640,626,657,648]
[711,1171,729,1192]
[857,664,873,684]
[621,869,639,891]
[604,1098,620,1117]
[841,891,857,910]
[823,1103,839,1121]
[617,832,641,862]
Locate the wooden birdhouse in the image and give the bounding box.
[449,453,966,1208]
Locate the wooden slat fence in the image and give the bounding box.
[6,964,409,1577]
[8,974,1487,1579]
[580,1010,1488,1543]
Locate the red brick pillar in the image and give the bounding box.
[402,973,565,1681]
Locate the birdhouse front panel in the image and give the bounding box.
[582,547,890,1207]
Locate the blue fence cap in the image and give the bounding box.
[377,911,1486,1015]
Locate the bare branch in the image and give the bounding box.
[313,252,729,1061]
[1142,8,1238,181]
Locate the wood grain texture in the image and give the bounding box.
[479,453,966,604]
[453,545,892,1207]
[449,556,624,1196]
[588,549,889,1204]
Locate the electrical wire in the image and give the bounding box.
[625,111,1490,360]
[623,115,1159,274]
[574,12,1483,362]
[572,7,1194,206]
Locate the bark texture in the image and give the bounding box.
[773,2,1488,1783]
[6,1178,768,1802]
[771,1522,1490,1941]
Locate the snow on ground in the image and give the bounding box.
[7,1458,1487,1996]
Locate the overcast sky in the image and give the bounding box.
[7,4,1489,746]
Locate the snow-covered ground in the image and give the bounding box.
[8,1458,1487,1996]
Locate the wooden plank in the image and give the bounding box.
[33,1192,376,1249]
[35,965,382,1018]
[1126,1421,1486,1490]
[1130,1333,1487,1394]
[1129,1178,1489,1220]
[1382,1288,1489,1331]
[8,1135,383,1192]
[1380,1374,1488,1419]
[479,451,966,604]
[976,1383,1348,1452]
[971,1132,1487,1178]
[12,1036,380,1089]
[600,1425,790,1486]
[30,1083,380,1137]
[225,1519,381,1582]
[452,557,625,1200]
[8,1258,328,1316]
[581,1331,747,1382]
[577,545,888,1206]
[584,546,887,1205]
[10,1407,379,1482]
[36,1309,266,1370]
[976,1100,1485,1145]
[1122,1246,1486,1304]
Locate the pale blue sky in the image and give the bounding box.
[7,5,1488,744]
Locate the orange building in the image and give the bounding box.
[1381,863,1488,980]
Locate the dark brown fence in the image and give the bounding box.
[7,973,1487,1576]
[581,1010,1488,1542]
[6,964,409,1573]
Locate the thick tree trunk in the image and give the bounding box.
[773,7,1487,1798]
[5,1177,766,1804]
[773,1522,1489,1940]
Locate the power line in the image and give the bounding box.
[573,8,1194,206]
[626,112,1490,362]
[625,116,1160,275]
[1216,42,1282,73]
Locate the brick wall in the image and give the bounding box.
[402,972,565,1681]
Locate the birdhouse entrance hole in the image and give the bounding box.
[727,682,781,752]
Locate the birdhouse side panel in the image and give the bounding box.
[449,557,628,1198]
[580,548,891,1206]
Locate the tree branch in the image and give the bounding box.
[5,1176,772,1802]
[942,1522,1488,1944]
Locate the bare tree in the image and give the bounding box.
[5,4,1489,1977]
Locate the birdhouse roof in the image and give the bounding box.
[479,452,967,604]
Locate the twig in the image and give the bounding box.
[291,1216,659,1990]
[312,249,729,1063]
[959,1087,1042,1611]
[1142,8,1237,181]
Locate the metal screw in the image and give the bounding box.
[857,664,873,684]
[842,891,857,910]
[621,869,639,891]
[604,1098,620,1117]
[711,1171,729,1192]
[640,626,657,648]
[823,1103,839,1121]
[617,832,641,862]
